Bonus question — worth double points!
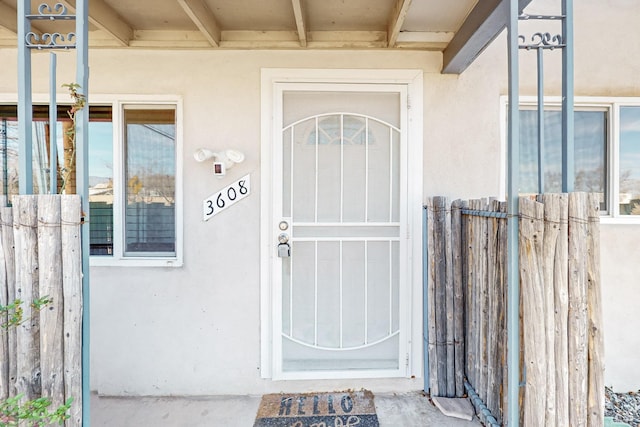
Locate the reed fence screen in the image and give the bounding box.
[425,193,604,427]
[0,194,83,427]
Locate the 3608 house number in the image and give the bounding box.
[203,174,251,221]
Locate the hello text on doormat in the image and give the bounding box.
[254,390,379,427]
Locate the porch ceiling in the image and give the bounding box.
[0,0,533,73]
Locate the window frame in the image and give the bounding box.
[120,103,179,259]
[0,93,184,266]
[99,97,183,267]
[502,95,640,225]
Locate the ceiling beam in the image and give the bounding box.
[0,2,18,33]
[291,0,307,47]
[387,0,412,48]
[177,0,221,47]
[395,31,454,50]
[59,0,133,46]
[442,0,533,74]
[0,3,46,38]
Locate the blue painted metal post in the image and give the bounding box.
[2,119,7,199]
[49,53,58,194]
[537,47,545,193]
[507,0,521,425]
[17,0,33,195]
[75,0,91,424]
[562,0,574,193]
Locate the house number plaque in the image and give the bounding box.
[203,174,251,221]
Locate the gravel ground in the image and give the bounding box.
[606,387,640,427]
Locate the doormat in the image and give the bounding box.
[254,390,379,427]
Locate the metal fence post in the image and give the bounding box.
[506,0,521,425]
[17,1,33,194]
[561,0,574,193]
[75,0,91,425]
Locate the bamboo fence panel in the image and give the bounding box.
[0,195,83,426]
[464,199,475,389]
[426,196,451,396]
[469,199,480,389]
[62,195,83,427]
[520,197,547,427]
[435,197,448,395]
[485,199,500,421]
[0,195,7,401]
[496,201,507,426]
[424,193,603,427]
[451,199,466,397]
[477,198,488,406]
[425,197,439,397]
[554,194,570,427]
[569,193,589,427]
[38,195,65,411]
[1,204,16,398]
[444,197,455,398]
[586,193,604,427]
[14,195,41,402]
[538,194,559,425]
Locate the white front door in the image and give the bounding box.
[270,83,410,379]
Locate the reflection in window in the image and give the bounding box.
[308,115,374,145]
[0,105,114,255]
[620,107,640,215]
[519,109,607,210]
[124,107,176,256]
[88,118,114,255]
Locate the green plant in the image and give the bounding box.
[0,394,72,427]
[1,297,51,330]
[59,83,86,194]
[0,298,72,426]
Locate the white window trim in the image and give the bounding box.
[501,95,640,225]
[0,93,184,267]
[96,95,183,267]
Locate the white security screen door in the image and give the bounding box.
[272,84,409,379]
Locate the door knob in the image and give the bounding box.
[278,233,289,244]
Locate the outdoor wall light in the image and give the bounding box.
[193,148,245,176]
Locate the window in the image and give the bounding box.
[123,107,176,257]
[0,99,182,264]
[519,108,608,210]
[515,98,640,221]
[0,104,112,196]
[619,106,640,216]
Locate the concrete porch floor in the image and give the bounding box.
[91,391,482,426]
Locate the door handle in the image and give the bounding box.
[277,233,290,257]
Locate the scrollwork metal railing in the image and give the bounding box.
[24,3,77,50]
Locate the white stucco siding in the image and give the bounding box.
[423,70,506,200]
[1,0,639,394]
[83,49,503,395]
[1,49,482,396]
[600,226,640,392]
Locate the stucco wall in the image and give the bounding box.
[2,49,500,395]
[80,50,506,396]
[0,0,639,395]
